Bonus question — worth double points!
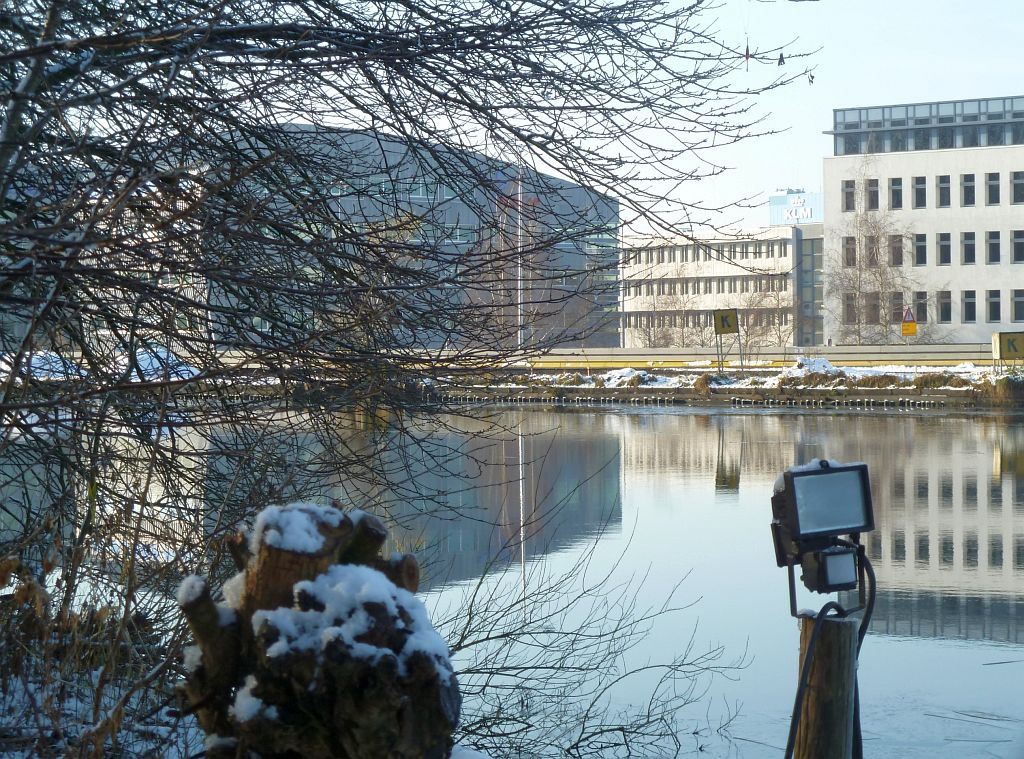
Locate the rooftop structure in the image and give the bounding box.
[829,95,1024,157]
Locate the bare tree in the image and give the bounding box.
[0,0,807,755]
[824,209,949,345]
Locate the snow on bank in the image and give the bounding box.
[502,355,1001,392]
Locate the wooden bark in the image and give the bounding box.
[178,504,457,759]
[794,616,858,759]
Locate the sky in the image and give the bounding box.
[679,0,1024,233]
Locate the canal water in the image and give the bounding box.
[407,407,1024,758]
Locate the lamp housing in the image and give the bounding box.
[779,462,873,542]
[801,546,859,593]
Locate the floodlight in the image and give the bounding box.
[770,460,876,614]
[780,462,873,541]
[801,546,858,593]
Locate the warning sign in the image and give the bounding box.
[713,308,740,335]
[901,306,917,337]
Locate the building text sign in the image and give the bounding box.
[993,331,1024,360]
[713,309,740,335]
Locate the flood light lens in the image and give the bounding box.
[792,469,868,536]
[823,550,857,587]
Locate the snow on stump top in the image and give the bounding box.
[177,501,459,759]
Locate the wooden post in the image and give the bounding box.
[793,616,859,759]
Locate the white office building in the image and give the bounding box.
[823,96,1024,344]
[620,228,801,349]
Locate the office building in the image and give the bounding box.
[823,96,1024,344]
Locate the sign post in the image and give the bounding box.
[713,308,740,373]
[901,307,917,339]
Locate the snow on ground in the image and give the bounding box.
[506,356,1004,391]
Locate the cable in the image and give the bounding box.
[851,551,877,759]
[783,600,848,759]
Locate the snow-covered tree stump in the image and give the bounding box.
[177,502,460,759]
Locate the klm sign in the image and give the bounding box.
[769,191,823,226]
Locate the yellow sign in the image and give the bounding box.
[713,308,739,335]
[993,331,1024,360]
[901,307,917,337]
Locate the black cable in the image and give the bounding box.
[852,551,877,759]
[783,600,848,759]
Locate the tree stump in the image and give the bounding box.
[177,502,458,759]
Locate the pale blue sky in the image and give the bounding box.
[679,0,1024,232]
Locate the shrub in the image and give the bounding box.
[912,373,972,390]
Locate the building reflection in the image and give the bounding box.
[612,410,1024,644]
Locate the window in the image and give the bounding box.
[987,231,1001,264]
[987,289,1001,322]
[913,176,927,208]
[843,236,856,266]
[842,180,855,211]
[843,293,857,325]
[1015,289,1024,322]
[937,290,952,323]
[888,235,903,265]
[865,292,881,324]
[409,179,432,199]
[988,124,1006,146]
[890,291,904,323]
[1015,230,1024,263]
[866,179,879,210]
[1014,171,1024,204]
[866,235,879,265]
[889,178,903,209]
[937,175,950,207]
[962,290,976,323]
[914,233,927,265]
[914,291,928,323]
[962,125,980,147]
[937,233,951,265]
[962,231,976,264]
[987,172,1000,205]
[961,174,975,206]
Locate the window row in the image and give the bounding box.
[622,310,790,329]
[625,240,789,266]
[867,531,1024,571]
[623,275,788,298]
[840,230,1024,266]
[841,172,1024,212]
[835,121,1024,156]
[841,289,1024,325]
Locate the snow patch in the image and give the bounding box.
[182,644,203,674]
[249,502,344,555]
[222,570,246,610]
[250,564,454,684]
[230,675,279,723]
[780,356,841,378]
[204,734,237,751]
[176,574,206,607]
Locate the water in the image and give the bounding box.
[416,407,1024,758]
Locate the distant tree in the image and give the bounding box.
[0,0,807,755]
[824,209,946,345]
